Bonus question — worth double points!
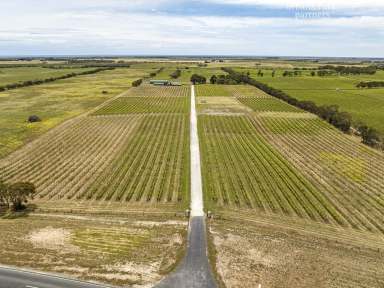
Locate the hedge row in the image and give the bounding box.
[0,67,115,92]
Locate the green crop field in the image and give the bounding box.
[0,67,94,86]
[0,67,152,158]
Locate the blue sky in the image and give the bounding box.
[0,0,383,57]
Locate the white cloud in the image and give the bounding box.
[0,1,383,56]
[210,0,384,9]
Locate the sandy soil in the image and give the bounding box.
[211,219,384,288]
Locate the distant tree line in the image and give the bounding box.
[44,63,131,69]
[356,81,384,88]
[318,65,377,75]
[170,69,181,79]
[0,63,131,69]
[282,70,302,77]
[209,74,242,84]
[0,67,115,92]
[0,180,36,211]
[317,70,335,77]
[222,67,382,148]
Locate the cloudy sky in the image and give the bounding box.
[0,0,383,57]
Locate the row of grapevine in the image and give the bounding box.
[198,84,384,233]
[237,97,302,112]
[93,97,189,115]
[254,115,384,233]
[84,114,189,203]
[123,85,190,98]
[195,84,232,97]
[0,116,142,200]
[199,115,346,226]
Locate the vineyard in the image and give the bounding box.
[0,85,190,208]
[237,97,301,112]
[85,114,189,203]
[254,114,384,233]
[195,84,232,97]
[199,115,344,225]
[93,97,189,115]
[198,83,384,233]
[123,85,190,97]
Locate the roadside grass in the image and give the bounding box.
[0,214,187,286]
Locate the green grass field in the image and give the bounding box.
[234,67,384,134]
[0,67,96,86]
[0,67,151,158]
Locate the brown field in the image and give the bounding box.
[0,213,187,286]
[210,217,384,288]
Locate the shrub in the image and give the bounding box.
[132,79,143,87]
[28,115,41,123]
[170,69,181,79]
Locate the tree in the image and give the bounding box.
[271,70,276,77]
[7,182,36,211]
[210,75,217,84]
[358,125,381,147]
[311,71,316,76]
[190,74,206,84]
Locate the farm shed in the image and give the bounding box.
[150,79,171,86]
